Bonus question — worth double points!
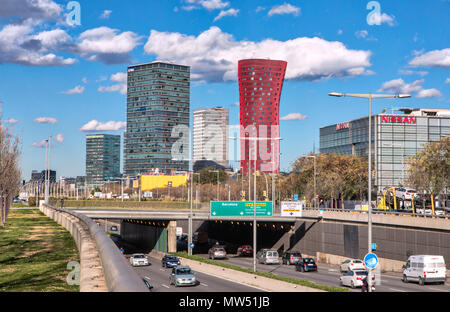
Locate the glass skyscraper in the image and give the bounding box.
[86,134,121,187]
[124,61,190,175]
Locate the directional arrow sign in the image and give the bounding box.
[210,201,273,217]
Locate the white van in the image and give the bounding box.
[402,255,447,285]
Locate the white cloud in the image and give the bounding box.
[98,72,127,95]
[378,78,424,94]
[445,78,450,84]
[378,78,442,98]
[143,27,372,83]
[416,88,443,98]
[213,8,239,22]
[398,69,428,77]
[280,113,308,121]
[32,139,48,148]
[35,117,58,124]
[80,120,126,132]
[368,12,396,26]
[355,30,368,39]
[62,85,84,94]
[268,3,300,17]
[75,27,142,64]
[255,6,266,13]
[0,0,63,21]
[337,29,343,35]
[55,133,64,143]
[409,48,450,69]
[82,77,88,84]
[6,118,19,124]
[100,10,112,19]
[186,0,229,11]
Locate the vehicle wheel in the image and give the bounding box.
[351,281,355,289]
[300,266,304,272]
[419,277,424,286]
[402,274,408,283]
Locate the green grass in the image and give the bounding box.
[175,252,350,292]
[62,199,209,210]
[0,209,80,292]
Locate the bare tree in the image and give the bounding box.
[0,123,21,226]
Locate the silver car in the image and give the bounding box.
[169,266,197,287]
[258,250,280,265]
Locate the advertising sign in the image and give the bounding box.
[281,201,303,217]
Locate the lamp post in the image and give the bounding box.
[299,155,317,208]
[194,173,200,210]
[329,92,411,292]
[230,136,282,273]
[209,170,220,201]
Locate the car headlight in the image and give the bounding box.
[191,276,196,281]
[176,278,182,282]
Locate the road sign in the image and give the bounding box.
[210,201,273,217]
[189,243,194,249]
[281,201,303,217]
[363,253,379,269]
[294,194,298,201]
[372,243,377,251]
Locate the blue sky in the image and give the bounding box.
[0,0,449,180]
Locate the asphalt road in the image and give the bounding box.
[196,254,450,293]
[130,257,265,292]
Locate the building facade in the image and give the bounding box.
[124,61,190,176]
[193,107,229,170]
[320,108,450,191]
[238,59,287,176]
[86,134,121,187]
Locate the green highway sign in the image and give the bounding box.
[210,201,273,217]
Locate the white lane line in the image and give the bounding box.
[425,287,448,292]
[144,276,151,280]
[388,288,407,292]
[201,283,209,287]
[196,273,269,292]
[159,268,166,272]
[161,284,170,289]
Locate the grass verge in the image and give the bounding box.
[175,252,350,292]
[0,209,80,292]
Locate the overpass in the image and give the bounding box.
[71,208,450,272]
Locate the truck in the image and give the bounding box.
[402,255,447,285]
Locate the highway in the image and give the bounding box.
[130,256,265,292]
[195,254,450,293]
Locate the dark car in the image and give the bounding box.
[237,245,253,257]
[295,257,318,272]
[142,278,153,291]
[282,251,302,265]
[162,254,181,268]
[110,225,118,231]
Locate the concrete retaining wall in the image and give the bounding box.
[40,203,108,291]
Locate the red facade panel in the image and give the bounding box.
[238,59,287,176]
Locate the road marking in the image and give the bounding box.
[144,276,151,280]
[388,288,407,292]
[426,287,448,292]
[159,268,166,272]
[201,283,209,287]
[161,284,170,289]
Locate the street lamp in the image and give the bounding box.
[230,136,282,273]
[209,170,220,201]
[328,91,411,292]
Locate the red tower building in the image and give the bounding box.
[238,59,287,176]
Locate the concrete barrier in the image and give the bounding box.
[40,203,148,292]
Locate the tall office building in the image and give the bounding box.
[86,134,121,187]
[124,61,190,175]
[238,59,287,176]
[193,107,229,170]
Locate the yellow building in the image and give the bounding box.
[139,175,188,192]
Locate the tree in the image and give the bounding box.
[406,137,450,204]
[0,122,21,226]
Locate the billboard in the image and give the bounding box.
[140,175,188,191]
[281,201,304,217]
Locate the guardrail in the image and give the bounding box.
[41,203,149,292]
[301,207,449,219]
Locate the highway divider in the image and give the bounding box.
[40,202,148,292]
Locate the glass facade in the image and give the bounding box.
[124,62,190,175]
[86,134,121,187]
[320,112,450,191]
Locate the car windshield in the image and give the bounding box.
[176,268,193,275]
[267,251,278,257]
[303,258,315,263]
[353,260,362,263]
[134,255,145,258]
[215,248,225,252]
[242,246,251,248]
[355,271,368,275]
[406,189,416,192]
[290,253,301,257]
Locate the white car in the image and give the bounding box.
[402,255,447,285]
[340,259,365,272]
[340,269,374,288]
[129,253,149,266]
[395,188,418,200]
